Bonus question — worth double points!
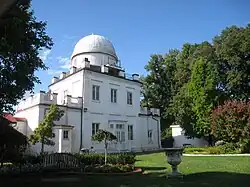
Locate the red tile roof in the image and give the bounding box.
[2,113,26,123]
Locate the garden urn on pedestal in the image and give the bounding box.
[164,147,184,178]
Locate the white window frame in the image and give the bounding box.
[111,88,117,103]
[128,125,133,140]
[127,91,132,105]
[115,124,125,142]
[92,85,100,101]
[92,123,100,136]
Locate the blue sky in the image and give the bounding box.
[31,0,250,93]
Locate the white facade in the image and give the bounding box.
[15,34,161,154]
[171,125,208,147]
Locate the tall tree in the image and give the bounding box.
[0,0,53,114]
[141,51,178,135]
[30,105,64,154]
[187,58,217,142]
[213,24,250,101]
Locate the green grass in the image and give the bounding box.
[1,153,250,187]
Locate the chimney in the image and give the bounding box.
[52,76,59,83]
[59,72,66,79]
[83,57,90,68]
[70,66,76,74]
[101,65,109,73]
[132,74,140,81]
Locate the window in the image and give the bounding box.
[116,131,125,142]
[116,123,125,142]
[52,133,55,138]
[63,130,69,139]
[127,91,132,105]
[109,124,114,129]
[128,125,133,140]
[92,85,100,101]
[116,124,124,129]
[148,130,153,143]
[92,123,100,136]
[111,88,117,103]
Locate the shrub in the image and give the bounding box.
[211,100,250,143]
[83,164,134,173]
[183,144,241,154]
[75,153,136,165]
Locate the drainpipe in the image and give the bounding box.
[79,101,83,152]
[152,115,160,149]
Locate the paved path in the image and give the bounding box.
[183,154,250,156]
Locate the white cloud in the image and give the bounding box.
[47,69,62,75]
[57,56,70,69]
[39,49,51,62]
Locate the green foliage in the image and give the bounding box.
[91,129,117,142]
[183,145,241,154]
[213,24,250,101]
[74,153,136,165]
[29,104,64,153]
[211,100,250,143]
[142,24,250,141]
[91,129,117,165]
[187,57,218,138]
[84,164,134,173]
[0,0,53,114]
[141,51,179,129]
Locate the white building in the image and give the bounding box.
[15,34,161,154]
[171,125,208,147]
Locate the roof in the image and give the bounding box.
[2,113,26,123]
[71,34,118,60]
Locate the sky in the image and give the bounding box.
[31,0,250,94]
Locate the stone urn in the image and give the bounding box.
[164,147,184,178]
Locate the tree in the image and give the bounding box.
[92,129,117,165]
[186,57,218,143]
[213,24,250,101]
[211,100,250,144]
[141,51,178,136]
[0,0,53,114]
[30,105,64,154]
[0,116,27,166]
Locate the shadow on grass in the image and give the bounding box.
[140,166,167,171]
[1,171,250,187]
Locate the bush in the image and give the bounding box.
[84,164,134,173]
[211,100,250,143]
[183,144,241,154]
[75,153,136,165]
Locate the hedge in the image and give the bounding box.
[74,153,136,165]
[183,144,242,154]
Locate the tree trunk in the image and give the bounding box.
[104,139,107,165]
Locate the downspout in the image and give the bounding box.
[79,101,83,152]
[152,115,160,149]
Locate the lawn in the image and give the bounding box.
[1,153,250,187]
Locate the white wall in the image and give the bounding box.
[171,125,208,147]
[83,70,141,117]
[49,70,83,104]
[72,53,117,68]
